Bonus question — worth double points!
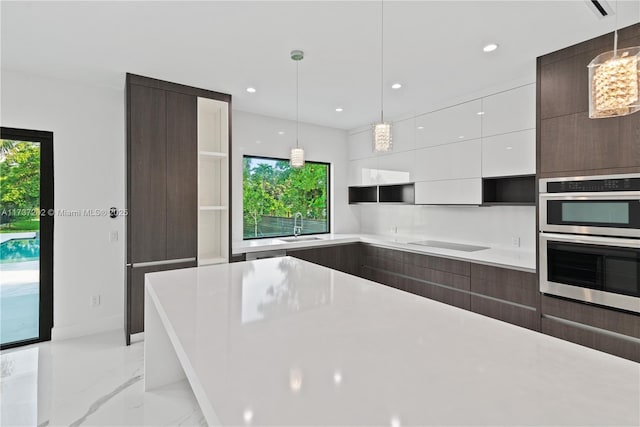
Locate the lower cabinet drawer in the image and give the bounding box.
[541,317,640,363]
[540,295,640,362]
[126,260,197,341]
[470,295,539,331]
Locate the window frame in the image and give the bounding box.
[0,127,54,350]
[242,154,331,240]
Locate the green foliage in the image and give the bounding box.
[0,140,41,227]
[243,157,328,238]
[0,219,40,233]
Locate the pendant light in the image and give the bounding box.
[588,0,640,118]
[290,49,305,168]
[373,0,392,152]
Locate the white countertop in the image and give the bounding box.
[233,233,537,273]
[145,258,639,426]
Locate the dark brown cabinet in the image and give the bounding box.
[126,74,231,344]
[126,261,196,336]
[360,245,472,311]
[165,91,198,260]
[541,295,640,362]
[537,23,640,178]
[470,264,539,331]
[287,243,362,276]
[128,84,168,263]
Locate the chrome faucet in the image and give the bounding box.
[293,212,303,237]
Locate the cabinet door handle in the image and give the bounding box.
[131,258,196,268]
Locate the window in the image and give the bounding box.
[243,155,329,239]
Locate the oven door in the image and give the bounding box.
[540,192,640,237]
[540,233,640,313]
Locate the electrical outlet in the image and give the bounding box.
[390,226,398,234]
[109,231,118,242]
[511,237,521,248]
[90,295,101,307]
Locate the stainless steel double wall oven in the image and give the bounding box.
[539,174,640,313]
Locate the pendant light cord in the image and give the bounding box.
[296,60,299,149]
[380,0,384,123]
[614,0,619,55]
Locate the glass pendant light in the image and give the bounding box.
[290,50,305,168]
[373,0,392,152]
[588,1,640,119]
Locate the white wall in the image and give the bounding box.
[359,204,536,251]
[1,69,126,340]
[231,111,359,242]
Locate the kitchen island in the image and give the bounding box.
[144,257,639,426]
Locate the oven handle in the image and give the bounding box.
[540,232,640,248]
[539,191,640,200]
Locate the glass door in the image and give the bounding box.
[0,128,53,349]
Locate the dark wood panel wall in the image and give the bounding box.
[537,23,640,178]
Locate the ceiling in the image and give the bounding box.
[2,1,639,130]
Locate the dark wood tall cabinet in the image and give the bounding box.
[536,23,640,362]
[125,74,231,344]
[537,23,640,178]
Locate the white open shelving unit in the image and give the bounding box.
[197,97,229,266]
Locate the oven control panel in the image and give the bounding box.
[547,178,640,193]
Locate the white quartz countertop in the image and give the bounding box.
[233,233,536,273]
[146,258,640,426]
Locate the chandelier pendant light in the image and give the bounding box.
[290,49,305,168]
[588,1,640,119]
[373,0,392,152]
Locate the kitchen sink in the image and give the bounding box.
[277,236,324,242]
[409,240,489,252]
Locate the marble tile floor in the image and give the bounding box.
[0,330,205,426]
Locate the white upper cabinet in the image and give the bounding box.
[348,157,380,186]
[414,179,482,205]
[414,139,481,182]
[390,117,415,153]
[376,151,414,184]
[348,128,373,161]
[415,99,482,148]
[481,84,536,137]
[482,129,536,177]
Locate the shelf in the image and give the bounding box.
[349,184,416,204]
[482,175,535,205]
[349,185,378,204]
[379,183,415,204]
[199,256,227,266]
[200,205,228,211]
[200,150,227,158]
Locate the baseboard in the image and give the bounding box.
[51,313,122,341]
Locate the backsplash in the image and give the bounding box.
[357,204,536,252]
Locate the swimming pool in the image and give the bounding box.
[0,238,40,263]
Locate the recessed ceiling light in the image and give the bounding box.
[477,111,485,115]
[506,146,513,150]
[483,43,499,53]
[458,135,465,139]
[391,83,402,89]
[417,126,425,130]
[255,140,262,144]
[277,131,285,135]
[246,87,257,93]
[333,370,343,385]
[335,107,344,112]
[243,408,253,424]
